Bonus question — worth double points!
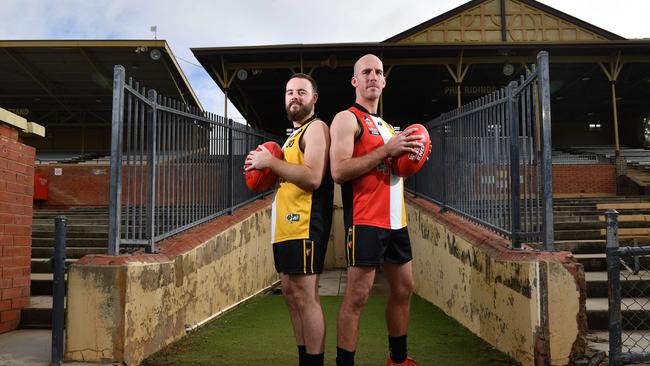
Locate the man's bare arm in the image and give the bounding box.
[329,111,423,184]
[246,120,329,191]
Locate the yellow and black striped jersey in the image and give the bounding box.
[271,116,334,245]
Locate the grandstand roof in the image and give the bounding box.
[192,0,650,137]
[0,39,201,127]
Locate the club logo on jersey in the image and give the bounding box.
[368,128,380,136]
[286,139,295,148]
[377,159,391,175]
[286,213,300,223]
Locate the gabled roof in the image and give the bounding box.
[385,0,624,43]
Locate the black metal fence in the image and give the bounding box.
[406,51,554,250]
[606,210,650,366]
[108,65,281,255]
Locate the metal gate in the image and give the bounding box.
[108,65,281,255]
[407,51,554,250]
[605,210,650,365]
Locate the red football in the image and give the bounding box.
[392,124,431,177]
[245,141,283,193]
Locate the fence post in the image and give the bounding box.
[228,118,234,214]
[507,81,522,249]
[606,209,622,366]
[108,65,126,255]
[146,89,158,253]
[537,51,555,251]
[440,123,448,212]
[51,216,66,365]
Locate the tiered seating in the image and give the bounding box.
[551,150,602,165]
[563,146,650,168]
[35,152,105,165]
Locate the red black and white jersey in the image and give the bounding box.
[341,103,406,230]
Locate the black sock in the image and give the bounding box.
[389,334,407,363]
[298,345,306,366]
[336,347,355,366]
[304,352,324,366]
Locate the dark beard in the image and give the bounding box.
[286,103,311,122]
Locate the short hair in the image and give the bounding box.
[289,73,318,93]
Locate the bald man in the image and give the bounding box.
[329,54,422,366]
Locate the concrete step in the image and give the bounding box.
[554,196,650,203]
[555,221,650,230]
[554,230,602,241]
[553,216,599,223]
[18,296,63,329]
[553,206,597,212]
[32,218,110,225]
[585,271,650,298]
[589,330,650,355]
[575,254,650,272]
[30,273,67,296]
[574,253,607,272]
[529,240,606,254]
[32,246,107,259]
[32,230,108,239]
[30,258,77,274]
[553,209,597,215]
[32,237,108,247]
[554,222,602,230]
[586,298,650,330]
[32,223,108,231]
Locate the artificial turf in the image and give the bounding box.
[143,294,519,365]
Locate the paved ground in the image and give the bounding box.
[0,329,118,365]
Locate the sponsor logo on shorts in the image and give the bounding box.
[286,213,300,223]
[306,248,312,256]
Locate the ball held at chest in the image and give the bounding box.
[244,141,283,192]
[392,123,431,177]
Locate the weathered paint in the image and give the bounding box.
[65,190,585,365]
[65,198,278,365]
[406,196,584,366]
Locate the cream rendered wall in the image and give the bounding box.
[66,203,278,365]
[406,199,583,366]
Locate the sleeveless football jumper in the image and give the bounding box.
[341,103,406,230]
[271,116,333,246]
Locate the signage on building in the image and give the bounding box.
[8,108,29,117]
[442,86,498,96]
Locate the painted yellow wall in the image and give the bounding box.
[64,192,584,366]
[406,200,583,366]
[65,203,278,365]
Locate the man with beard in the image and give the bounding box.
[329,54,422,366]
[246,73,333,366]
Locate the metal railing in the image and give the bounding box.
[406,51,554,249]
[108,65,281,255]
[606,210,650,366]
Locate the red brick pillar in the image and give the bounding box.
[0,123,34,334]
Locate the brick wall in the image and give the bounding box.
[553,164,616,195]
[35,165,110,207]
[0,123,34,334]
